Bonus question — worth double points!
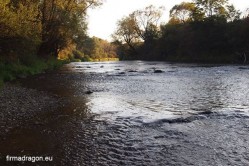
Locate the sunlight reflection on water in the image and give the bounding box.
[66,61,249,123]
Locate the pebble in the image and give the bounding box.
[0,84,61,137]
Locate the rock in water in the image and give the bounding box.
[128,70,137,73]
[154,70,164,73]
[85,90,93,94]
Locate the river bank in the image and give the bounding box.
[0,57,66,88]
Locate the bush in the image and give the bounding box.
[73,50,84,59]
[81,54,93,62]
[71,58,81,62]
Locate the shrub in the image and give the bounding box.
[73,50,84,59]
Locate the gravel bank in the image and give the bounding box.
[0,84,62,138]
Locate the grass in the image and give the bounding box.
[91,58,119,62]
[0,55,118,88]
[70,57,119,62]
[0,56,67,88]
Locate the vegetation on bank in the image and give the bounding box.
[113,0,249,63]
[0,57,66,87]
[0,0,118,87]
[64,36,118,62]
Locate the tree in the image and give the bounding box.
[241,8,249,18]
[38,0,103,58]
[112,5,164,58]
[112,15,139,53]
[193,0,241,22]
[169,2,197,24]
[0,0,104,63]
[75,36,118,60]
[0,0,41,60]
[132,5,164,41]
[194,0,229,17]
[226,5,241,22]
[0,0,40,38]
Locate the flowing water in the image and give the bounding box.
[1,61,249,165]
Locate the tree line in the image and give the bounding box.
[0,0,117,63]
[113,0,249,63]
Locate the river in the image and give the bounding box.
[1,61,249,165]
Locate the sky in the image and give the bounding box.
[87,0,249,41]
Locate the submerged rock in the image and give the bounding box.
[154,70,164,73]
[85,90,93,94]
[239,67,249,70]
[168,70,177,73]
[128,70,137,73]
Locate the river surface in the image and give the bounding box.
[2,61,249,165]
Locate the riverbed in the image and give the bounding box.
[1,61,249,165]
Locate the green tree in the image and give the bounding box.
[226,5,241,21]
[112,15,139,53]
[38,0,102,58]
[76,36,95,57]
[194,0,229,17]
[0,0,41,60]
[132,5,164,41]
[112,5,163,58]
[169,2,197,24]
[76,36,117,60]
